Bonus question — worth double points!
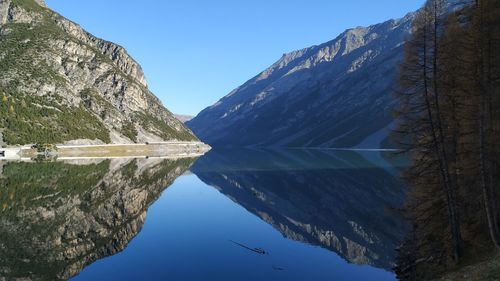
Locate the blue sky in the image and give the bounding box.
[46,0,425,116]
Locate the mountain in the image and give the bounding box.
[191,148,408,269]
[187,12,416,148]
[173,114,194,123]
[0,157,197,281]
[0,0,197,145]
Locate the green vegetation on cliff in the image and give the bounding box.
[0,92,111,144]
[135,112,197,141]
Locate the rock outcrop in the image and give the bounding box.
[187,12,416,148]
[0,156,197,281]
[0,0,197,145]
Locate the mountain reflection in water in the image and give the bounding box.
[191,148,408,270]
[0,157,196,281]
[0,148,408,281]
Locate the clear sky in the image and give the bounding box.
[45,0,425,116]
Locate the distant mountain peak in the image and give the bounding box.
[174,114,194,123]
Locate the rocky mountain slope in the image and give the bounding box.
[0,0,197,145]
[0,156,197,280]
[188,12,416,148]
[191,148,408,269]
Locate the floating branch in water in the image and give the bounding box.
[229,240,268,255]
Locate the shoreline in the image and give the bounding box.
[0,141,211,160]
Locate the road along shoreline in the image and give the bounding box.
[0,142,211,160]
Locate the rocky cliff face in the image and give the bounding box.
[0,156,197,281]
[0,0,197,145]
[191,148,408,269]
[188,12,416,148]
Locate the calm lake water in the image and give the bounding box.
[0,148,408,281]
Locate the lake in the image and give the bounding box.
[0,148,408,281]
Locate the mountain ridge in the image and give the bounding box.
[188,12,417,148]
